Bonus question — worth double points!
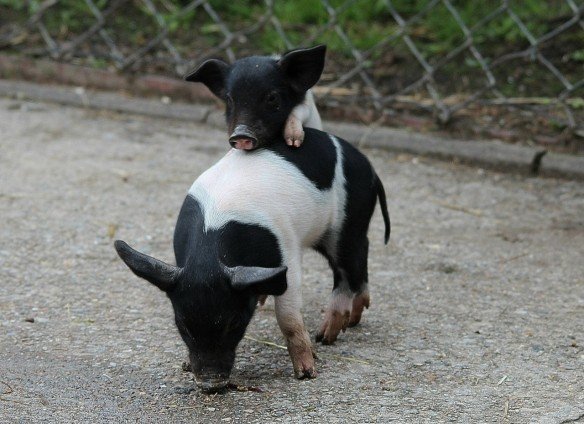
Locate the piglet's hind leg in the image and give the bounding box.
[317,237,370,344]
[315,282,352,345]
[348,288,370,327]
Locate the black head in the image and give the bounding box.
[114,240,287,393]
[185,45,326,150]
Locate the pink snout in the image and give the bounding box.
[229,125,258,150]
[232,138,256,150]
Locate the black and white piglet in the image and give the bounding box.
[114,45,390,393]
[185,45,326,151]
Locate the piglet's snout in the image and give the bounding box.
[229,125,258,150]
[193,364,231,393]
[196,376,230,394]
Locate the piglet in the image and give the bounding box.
[114,45,390,393]
[185,46,326,151]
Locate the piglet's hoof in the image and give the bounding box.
[283,115,305,148]
[348,292,370,327]
[285,132,304,148]
[289,344,317,379]
[315,310,350,345]
[257,295,268,306]
[294,365,317,379]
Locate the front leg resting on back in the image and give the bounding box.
[284,90,322,147]
[274,258,316,379]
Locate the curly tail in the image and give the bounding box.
[375,175,391,244]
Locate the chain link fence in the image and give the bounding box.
[1,0,583,147]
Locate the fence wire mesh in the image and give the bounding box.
[1,0,583,145]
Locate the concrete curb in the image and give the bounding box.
[1,78,583,180]
[0,54,216,103]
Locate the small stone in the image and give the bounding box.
[174,386,194,395]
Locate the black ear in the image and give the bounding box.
[114,240,180,292]
[184,59,230,99]
[278,44,326,93]
[222,264,288,296]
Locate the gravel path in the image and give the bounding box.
[1,97,583,423]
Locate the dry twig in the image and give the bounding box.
[0,381,13,395]
[433,201,483,217]
[244,335,372,365]
[498,253,529,264]
[0,380,29,405]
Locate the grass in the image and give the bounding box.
[0,0,581,96]
[2,0,578,57]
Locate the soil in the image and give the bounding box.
[0,97,583,423]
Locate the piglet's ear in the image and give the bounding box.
[114,240,180,292]
[223,264,288,296]
[278,44,326,93]
[184,59,229,99]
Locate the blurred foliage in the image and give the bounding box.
[3,0,577,58]
[0,0,581,96]
[1,0,581,145]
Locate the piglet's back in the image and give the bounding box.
[188,131,343,248]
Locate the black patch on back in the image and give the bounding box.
[173,194,205,268]
[338,136,378,239]
[218,221,282,269]
[174,195,282,270]
[266,127,336,190]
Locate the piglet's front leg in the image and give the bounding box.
[274,268,317,379]
[284,112,305,148]
[282,321,317,379]
[283,90,322,148]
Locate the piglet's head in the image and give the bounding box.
[184,45,326,150]
[114,240,287,393]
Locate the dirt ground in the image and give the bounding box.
[0,96,583,424]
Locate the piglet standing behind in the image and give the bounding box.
[114,45,390,393]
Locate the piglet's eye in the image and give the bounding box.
[265,92,280,106]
